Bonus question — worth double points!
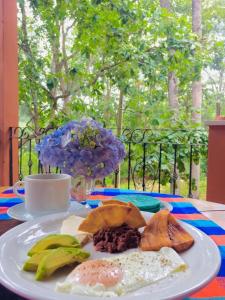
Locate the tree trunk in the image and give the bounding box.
[216,70,224,116]
[115,89,124,188]
[168,71,179,115]
[160,0,179,118]
[103,79,111,123]
[192,0,202,199]
[160,0,180,194]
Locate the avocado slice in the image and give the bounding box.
[23,250,53,272]
[35,247,90,281]
[28,234,80,256]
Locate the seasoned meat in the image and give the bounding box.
[93,224,141,253]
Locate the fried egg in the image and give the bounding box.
[56,247,187,297]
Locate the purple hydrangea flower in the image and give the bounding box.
[36,118,126,179]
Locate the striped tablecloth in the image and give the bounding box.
[0,188,225,299]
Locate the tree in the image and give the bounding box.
[202,0,225,118]
[191,0,202,198]
[18,0,211,197]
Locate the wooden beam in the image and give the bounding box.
[0,0,19,185]
[206,121,225,204]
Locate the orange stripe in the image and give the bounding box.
[171,213,208,220]
[87,195,113,200]
[157,197,187,202]
[190,278,225,298]
[209,235,225,246]
[0,193,17,198]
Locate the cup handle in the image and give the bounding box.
[13,181,25,201]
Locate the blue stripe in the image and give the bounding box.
[0,199,23,206]
[218,259,225,277]
[86,200,100,208]
[92,189,182,198]
[171,202,194,208]
[194,226,225,235]
[219,246,225,258]
[183,220,220,228]
[217,246,225,277]
[171,207,199,214]
[2,188,24,194]
[0,213,11,220]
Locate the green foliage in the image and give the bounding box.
[18,0,205,130]
[17,0,224,198]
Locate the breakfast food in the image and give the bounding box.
[60,215,92,246]
[102,200,128,206]
[23,249,52,272]
[140,210,194,252]
[28,234,80,256]
[35,247,90,280]
[78,203,146,234]
[141,210,172,251]
[167,213,195,252]
[78,203,145,253]
[56,247,187,296]
[93,224,141,253]
[23,234,90,280]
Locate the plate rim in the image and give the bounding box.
[0,211,221,300]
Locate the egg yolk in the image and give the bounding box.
[68,260,123,287]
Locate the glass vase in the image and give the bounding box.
[70,176,94,202]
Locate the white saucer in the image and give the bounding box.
[7,201,91,222]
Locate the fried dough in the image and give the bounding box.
[168,213,194,252]
[102,200,127,206]
[78,204,146,234]
[140,210,172,251]
[140,210,194,252]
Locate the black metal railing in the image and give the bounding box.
[9,126,208,197]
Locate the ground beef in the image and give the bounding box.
[93,224,141,253]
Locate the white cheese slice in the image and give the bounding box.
[60,215,92,246]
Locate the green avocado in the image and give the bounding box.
[28,234,80,256]
[23,250,52,272]
[35,247,90,281]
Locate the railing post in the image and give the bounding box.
[9,127,13,186]
[188,145,193,198]
[206,120,225,204]
[0,0,19,186]
[172,144,178,194]
[158,144,162,193]
[142,143,146,191]
[127,142,131,189]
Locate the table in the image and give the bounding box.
[1,188,225,300]
[187,198,225,229]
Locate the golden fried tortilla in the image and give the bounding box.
[140,210,194,252]
[102,200,127,206]
[78,204,146,234]
[140,210,172,251]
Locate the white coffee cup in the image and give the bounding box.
[13,174,71,215]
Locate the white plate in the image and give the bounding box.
[7,201,91,221]
[0,212,221,300]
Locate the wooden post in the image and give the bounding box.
[206,121,225,204]
[0,0,19,186]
